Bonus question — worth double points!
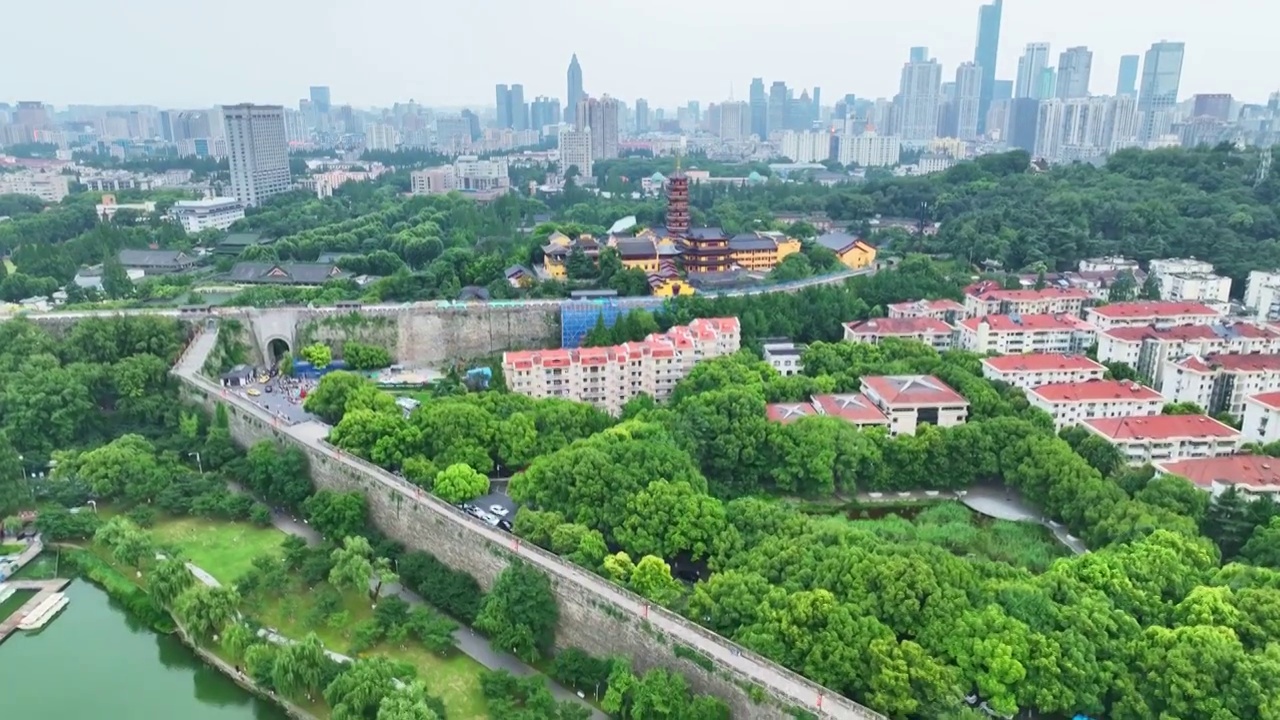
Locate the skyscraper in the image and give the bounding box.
[768,82,788,137]
[1015,43,1051,99]
[566,54,584,120]
[495,84,512,129]
[749,78,767,138]
[973,0,1003,134]
[510,84,528,131]
[718,101,747,141]
[529,96,561,134]
[1116,55,1140,96]
[1056,47,1093,99]
[1192,94,1233,122]
[308,86,331,114]
[635,98,650,134]
[896,50,943,141]
[954,62,983,141]
[909,46,929,63]
[812,87,821,125]
[159,111,177,142]
[222,104,290,207]
[1137,40,1186,142]
[575,96,619,160]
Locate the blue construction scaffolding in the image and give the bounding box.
[561,299,666,348]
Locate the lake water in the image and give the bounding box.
[0,579,288,720]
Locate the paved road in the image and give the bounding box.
[177,329,883,720]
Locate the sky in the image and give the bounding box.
[8,0,1277,110]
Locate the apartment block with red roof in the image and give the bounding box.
[887,299,965,322]
[1028,379,1165,429]
[980,354,1106,391]
[1155,455,1280,500]
[1161,353,1280,418]
[1098,323,1280,386]
[842,317,955,351]
[957,313,1097,355]
[502,317,741,415]
[1084,300,1224,330]
[1082,414,1242,465]
[1242,392,1280,444]
[860,375,969,436]
[765,393,891,429]
[962,283,1090,319]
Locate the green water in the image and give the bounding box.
[0,579,288,720]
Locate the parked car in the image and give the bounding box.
[489,505,509,517]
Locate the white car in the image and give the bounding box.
[489,505,509,517]
[480,512,501,526]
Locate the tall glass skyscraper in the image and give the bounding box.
[566,54,584,124]
[1116,55,1140,97]
[973,0,1002,134]
[1137,41,1185,142]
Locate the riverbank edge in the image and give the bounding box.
[54,546,321,720]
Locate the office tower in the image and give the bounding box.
[530,96,562,133]
[566,54,584,120]
[909,46,929,64]
[159,111,177,142]
[1056,47,1093,98]
[812,87,821,124]
[686,101,700,125]
[718,101,747,141]
[954,62,983,140]
[510,84,528,131]
[634,98,650,134]
[833,94,856,123]
[749,78,767,138]
[896,50,943,141]
[222,104,290,207]
[993,80,1013,101]
[974,0,1003,133]
[575,96,620,160]
[1192,94,1233,121]
[460,109,481,141]
[768,81,788,136]
[495,84,512,128]
[309,86,331,114]
[1015,43,1051,99]
[436,115,471,150]
[1039,68,1057,100]
[1008,98,1041,153]
[793,90,812,129]
[1137,40,1186,142]
[559,128,593,178]
[1116,55,1140,96]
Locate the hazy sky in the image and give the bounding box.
[9,0,1277,110]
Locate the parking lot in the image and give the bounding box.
[226,371,321,426]
[462,491,519,531]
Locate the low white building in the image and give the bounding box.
[1028,379,1165,429]
[1083,414,1242,465]
[1161,354,1280,418]
[1079,256,1141,274]
[980,353,1106,391]
[171,197,245,233]
[1158,272,1232,307]
[1242,391,1280,445]
[0,171,70,202]
[962,283,1090,319]
[1098,323,1280,386]
[843,317,954,352]
[762,341,805,377]
[860,375,969,436]
[957,314,1096,355]
[1245,270,1280,322]
[887,299,965,322]
[1085,300,1224,330]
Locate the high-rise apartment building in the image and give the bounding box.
[558,128,593,178]
[1137,41,1186,143]
[768,82,789,137]
[1105,95,1141,152]
[1056,46,1093,99]
[749,78,768,138]
[283,108,307,144]
[973,0,1002,134]
[634,98,650,134]
[896,50,943,142]
[222,104,290,207]
[364,122,398,151]
[576,95,620,160]
[780,130,829,163]
[909,46,929,63]
[1034,99,1065,160]
[1116,55,1140,96]
[1015,43,1051,99]
[495,84,528,131]
[566,54,584,120]
[954,62,983,141]
[529,96,562,133]
[718,101,748,141]
[1192,94,1233,122]
[838,132,901,167]
[436,115,472,152]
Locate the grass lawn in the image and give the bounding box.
[0,542,27,555]
[151,517,286,585]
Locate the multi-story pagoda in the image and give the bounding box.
[665,174,690,237]
[679,226,733,274]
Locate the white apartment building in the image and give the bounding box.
[1079,256,1141,273]
[1083,414,1242,465]
[843,317,954,351]
[888,299,965,322]
[1242,392,1280,444]
[364,123,400,151]
[1149,258,1215,277]
[1245,270,1280,322]
[1161,354,1280,418]
[860,375,969,436]
[1098,323,1280,385]
[1028,379,1165,429]
[79,171,155,192]
[1155,455,1280,500]
[957,314,1097,355]
[762,341,805,377]
[558,128,593,178]
[171,197,245,233]
[980,353,1106,391]
[410,167,455,195]
[0,171,70,202]
[453,156,510,192]
[963,283,1090,318]
[837,132,901,168]
[779,131,830,164]
[1085,301,1224,330]
[502,318,740,415]
[222,104,291,207]
[1148,258,1231,305]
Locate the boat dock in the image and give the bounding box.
[0,538,71,644]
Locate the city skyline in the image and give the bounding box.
[8,0,1276,109]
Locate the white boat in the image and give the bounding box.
[0,584,13,605]
[18,593,68,630]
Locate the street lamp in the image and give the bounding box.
[188,452,203,475]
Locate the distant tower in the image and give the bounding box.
[566,54,584,121]
[666,141,690,237]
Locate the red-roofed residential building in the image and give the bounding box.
[1242,392,1280,444]
[765,393,891,429]
[1082,414,1242,464]
[957,314,1097,354]
[860,375,969,435]
[1098,323,1280,385]
[1085,301,1224,330]
[1161,353,1280,418]
[502,317,740,414]
[1028,380,1165,429]
[888,299,965,322]
[980,354,1106,391]
[963,285,1090,319]
[765,401,822,424]
[1155,455,1280,499]
[843,317,954,351]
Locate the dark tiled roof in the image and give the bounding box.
[118,249,192,268]
[458,286,490,300]
[505,264,532,278]
[615,238,658,258]
[815,232,859,253]
[686,227,727,240]
[226,262,350,285]
[728,234,777,252]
